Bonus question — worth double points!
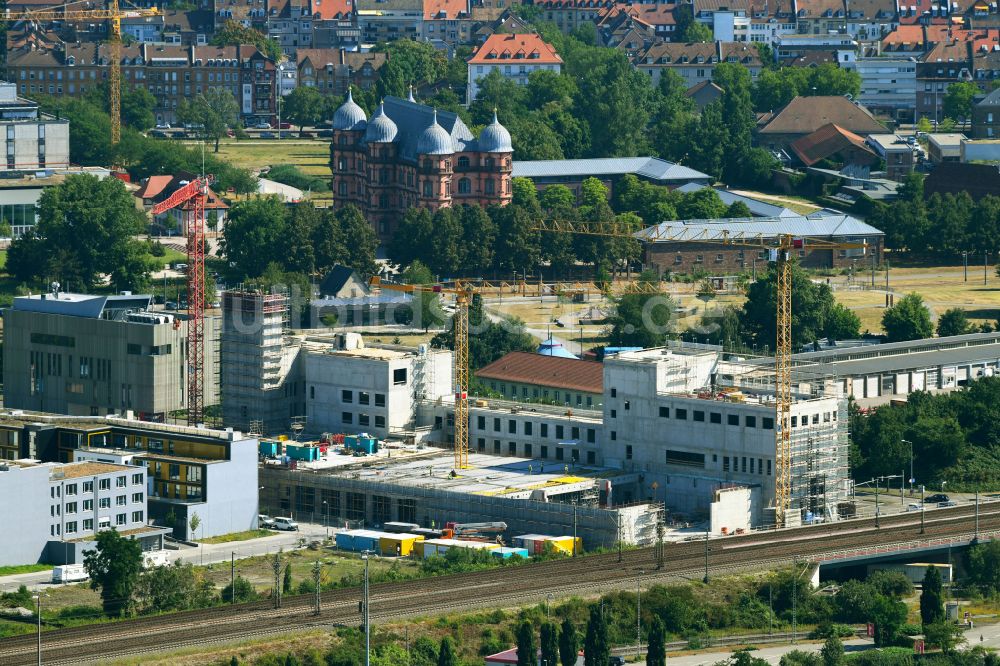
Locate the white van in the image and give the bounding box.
[52,564,89,584]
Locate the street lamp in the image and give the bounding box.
[322,500,329,538]
[361,550,373,666]
[902,439,913,496]
[33,593,41,666]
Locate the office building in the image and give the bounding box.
[0,81,69,172]
[3,290,220,421]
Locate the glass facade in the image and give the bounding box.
[0,203,36,236]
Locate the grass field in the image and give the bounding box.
[190,139,331,178]
[197,529,276,545]
[0,563,51,576]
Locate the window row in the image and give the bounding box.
[476,437,597,464]
[475,416,597,443]
[657,406,774,430]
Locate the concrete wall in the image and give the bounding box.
[0,463,51,565]
[0,119,70,171]
[709,486,753,535]
[306,348,452,438]
[3,309,220,420]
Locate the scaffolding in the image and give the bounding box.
[220,288,296,435]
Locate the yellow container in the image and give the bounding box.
[379,534,425,557]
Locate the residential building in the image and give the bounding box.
[303,337,453,439]
[355,0,423,43]
[121,9,214,46]
[534,0,620,34]
[330,94,513,241]
[0,167,112,238]
[695,0,751,41]
[597,3,676,45]
[633,41,763,88]
[685,80,724,110]
[467,33,562,102]
[419,0,479,45]
[474,351,604,408]
[0,412,259,545]
[755,95,886,153]
[972,87,1000,137]
[311,266,414,326]
[639,213,883,272]
[926,132,967,161]
[855,56,917,122]
[792,0,849,35]
[866,133,916,180]
[916,40,973,123]
[0,457,166,566]
[278,60,298,97]
[842,0,898,42]
[134,172,229,236]
[749,0,797,46]
[5,42,277,126]
[0,81,69,172]
[267,0,319,56]
[789,122,879,169]
[775,33,857,65]
[296,48,386,96]
[511,156,710,201]
[2,290,220,421]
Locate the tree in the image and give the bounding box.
[390,207,434,268]
[222,196,288,279]
[882,293,934,342]
[460,204,496,272]
[283,563,293,593]
[9,174,151,291]
[646,616,667,666]
[943,82,980,122]
[492,204,541,272]
[607,273,676,348]
[337,205,379,279]
[284,204,318,276]
[135,561,215,613]
[583,605,610,666]
[868,594,907,647]
[437,636,458,666]
[924,621,965,653]
[741,262,859,351]
[83,528,144,616]
[283,86,327,135]
[675,3,713,42]
[221,575,257,604]
[559,616,578,666]
[920,566,945,628]
[967,539,1000,593]
[212,19,281,61]
[821,636,844,666]
[937,307,972,337]
[402,260,445,332]
[517,621,537,666]
[189,512,201,540]
[177,88,240,152]
[541,622,560,666]
[312,208,346,275]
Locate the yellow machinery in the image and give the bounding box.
[9,1,161,145]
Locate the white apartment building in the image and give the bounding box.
[0,81,69,172]
[855,57,917,121]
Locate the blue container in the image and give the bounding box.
[353,535,380,552]
[491,547,530,560]
[285,444,320,461]
[344,435,358,450]
[335,532,355,551]
[259,441,279,457]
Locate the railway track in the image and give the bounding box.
[2,503,997,665]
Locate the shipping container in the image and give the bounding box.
[379,533,425,557]
[384,521,421,534]
[258,440,281,457]
[335,529,394,552]
[420,538,499,559]
[413,527,443,539]
[490,547,530,560]
[512,534,581,556]
[285,444,321,461]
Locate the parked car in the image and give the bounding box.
[254,121,271,129]
[939,500,958,508]
[155,123,171,130]
[258,514,276,529]
[906,503,922,512]
[273,517,299,531]
[924,493,949,504]
[278,122,292,129]
[165,301,178,310]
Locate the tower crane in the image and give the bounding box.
[7,1,161,145]
[150,177,212,426]
[535,219,867,524]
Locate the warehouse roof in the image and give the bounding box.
[511,156,709,183]
[800,343,1000,377]
[637,212,883,242]
[476,351,604,393]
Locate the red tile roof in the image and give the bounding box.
[136,175,173,200]
[423,0,467,19]
[790,123,878,166]
[475,351,603,394]
[468,32,562,65]
[310,0,354,19]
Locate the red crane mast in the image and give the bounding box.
[151,178,211,426]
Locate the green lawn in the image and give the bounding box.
[0,563,51,576]
[0,250,8,271]
[187,139,332,178]
[198,529,276,545]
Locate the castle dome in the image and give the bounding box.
[364,102,398,144]
[416,110,455,155]
[478,110,513,153]
[332,89,367,131]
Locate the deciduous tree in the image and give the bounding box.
[882,293,933,342]
[83,528,144,616]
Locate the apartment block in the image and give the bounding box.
[0,81,69,172]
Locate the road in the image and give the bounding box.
[0,522,331,593]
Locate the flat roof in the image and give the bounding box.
[55,461,131,480]
[511,157,709,182]
[310,451,631,498]
[10,292,153,319]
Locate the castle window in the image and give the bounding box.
[485,157,495,168]
[423,181,433,197]
[458,178,471,194]
[485,179,495,194]
[423,159,432,170]
[339,181,347,196]
[458,156,470,168]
